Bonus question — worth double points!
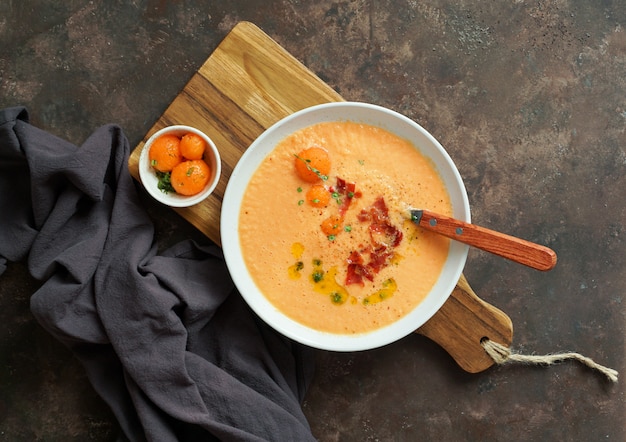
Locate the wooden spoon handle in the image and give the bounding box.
[414,209,557,271]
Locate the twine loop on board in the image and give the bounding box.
[481,338,619,383]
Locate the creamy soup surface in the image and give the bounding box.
[239,121,452,334]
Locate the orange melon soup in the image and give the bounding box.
[239,121,452,334]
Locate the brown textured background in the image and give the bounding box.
[1,1,624,440]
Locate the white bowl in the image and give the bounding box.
[221,102,470,351]
[138,125,221,207]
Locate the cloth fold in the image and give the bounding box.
[0,107,316,441]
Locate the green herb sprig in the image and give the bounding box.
[156,171,175,193]
[294,154,329,181]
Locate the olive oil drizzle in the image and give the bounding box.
[288,242,398,306]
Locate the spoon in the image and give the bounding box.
[410,209,557,271]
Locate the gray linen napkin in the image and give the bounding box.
[0,106,316,441]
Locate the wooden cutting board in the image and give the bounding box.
[128,21,513,373]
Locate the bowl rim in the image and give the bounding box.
[221,102,470,351]
[138,125,221,207]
